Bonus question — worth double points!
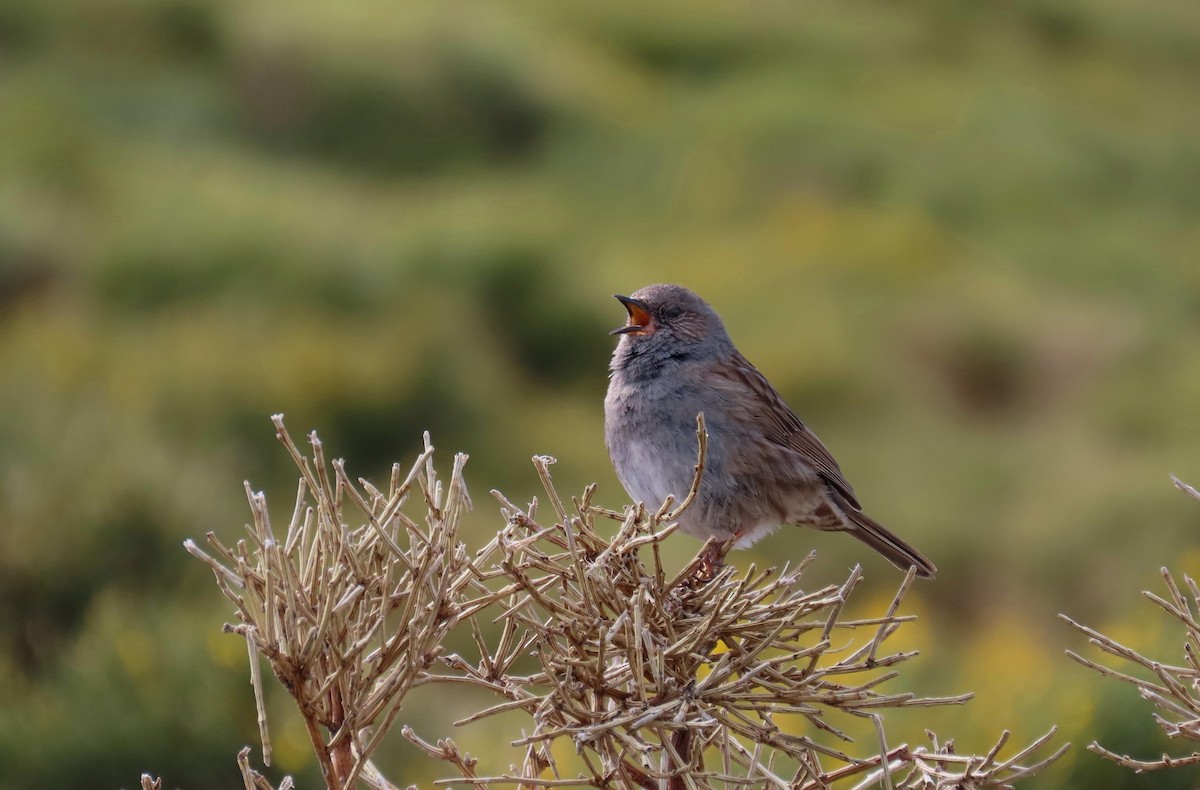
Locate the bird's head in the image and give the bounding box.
[610,283,731,371]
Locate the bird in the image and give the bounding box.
[604,283,936,579]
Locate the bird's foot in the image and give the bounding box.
[693,539,733,583]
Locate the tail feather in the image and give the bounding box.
[829,491,937,579]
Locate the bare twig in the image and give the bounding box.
[431,432,1061,787]
[1061,476,1200,775]
[187,417,476,790]
[188,418,1064,789]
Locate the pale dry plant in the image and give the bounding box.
[1061,475,1200,774]
[185,415,1066,789]
[186,415,478,790]
[138,747,296,790]
[409,418,1066,789]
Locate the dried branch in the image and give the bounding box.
[1172,474,1200,504]
[425,415,1064,787]
[187,416,1064,788]
[1061,477,1200,774]
[137,748,296,790]
[186,416,475,790]
[849,727,1068,789]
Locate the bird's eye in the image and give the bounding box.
[661,307,683,321]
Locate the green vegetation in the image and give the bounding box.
[0,0,1198,787]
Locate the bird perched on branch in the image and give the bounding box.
[604,283,936,579]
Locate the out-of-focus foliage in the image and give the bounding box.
[0,0,1197,787]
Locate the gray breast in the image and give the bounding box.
[606,371,754,539]
[605,374,700,510]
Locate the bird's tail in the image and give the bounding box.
[830,492,937,579]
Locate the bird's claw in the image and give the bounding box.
[693,539,733,583]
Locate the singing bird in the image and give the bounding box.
[604,283,936,578]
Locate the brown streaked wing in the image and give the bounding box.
[712,351,861,508]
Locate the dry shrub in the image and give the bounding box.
[186,416,476,789]
[1062,476,1200,774]
[183,416,1065,789]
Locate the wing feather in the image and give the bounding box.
[712,351,861,508]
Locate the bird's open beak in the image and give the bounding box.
[611,294,654,335]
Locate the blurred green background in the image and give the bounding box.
[2,0,1199,787]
